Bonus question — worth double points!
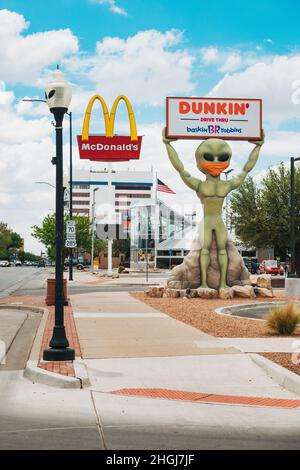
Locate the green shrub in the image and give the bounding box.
[266,301,300,335]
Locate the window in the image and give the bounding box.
[115,193,151,198]
[74,200,89,206]
[74,208,89,214]
[73,192,90,198]
[73,184,90,189]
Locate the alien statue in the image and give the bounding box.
[162,128,265,290]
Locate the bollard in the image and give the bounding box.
[285,278,300,299]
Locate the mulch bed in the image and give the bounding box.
[132,291,300,375]
[260,353,300,376]
[131,291,300,338]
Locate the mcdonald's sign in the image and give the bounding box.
[77,95,143,162]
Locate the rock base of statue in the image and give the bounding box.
[166,232,250,290]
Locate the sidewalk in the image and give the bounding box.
[70,290,300,404]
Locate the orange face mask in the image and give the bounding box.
[200,162,229,177]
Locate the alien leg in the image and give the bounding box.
[199,219,212,288]
[215,219,229,289]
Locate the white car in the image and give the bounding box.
[0,260,10,267]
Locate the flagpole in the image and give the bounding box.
[153,170,158,269]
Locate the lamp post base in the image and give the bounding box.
[43,347,75,361]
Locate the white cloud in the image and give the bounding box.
[0,85,55,253]
[0,9,78,84]
[201,47,220,65]
[65,29,195,106]
[91,0,127,16]
[209,55,300,125]
[219,52,242,72]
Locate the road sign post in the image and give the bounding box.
[66,220,77,248]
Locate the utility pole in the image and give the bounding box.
[290,157,300,277]
[91,187,99,273]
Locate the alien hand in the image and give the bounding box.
[249,129,265,147]
[162,127,177,144]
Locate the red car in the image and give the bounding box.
[259,260,284,275]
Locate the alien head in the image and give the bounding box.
[195,138,232,177]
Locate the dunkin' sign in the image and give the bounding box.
[166,97,262,140]
[77,94,142,162]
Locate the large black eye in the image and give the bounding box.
[218,154,230,162]
[203,153,214,162]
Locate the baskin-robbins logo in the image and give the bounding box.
[77,95,143,162]
[166,97,262,141]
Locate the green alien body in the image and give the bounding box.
[162,128,265,290]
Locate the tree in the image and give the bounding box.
[0,223,12,259]
[19,251,40,263]
[0,222,23,260]
[230,162,300,271]
[31,214,56,260]
[32,213,106,260]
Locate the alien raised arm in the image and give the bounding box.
[229,130,265,190]
[162,128,201,191]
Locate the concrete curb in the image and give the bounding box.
[24,360,81,389]
[74,358,91,388]
[17,303,91,389]
[250,353,300,396]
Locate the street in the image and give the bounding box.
[0,267,48,297]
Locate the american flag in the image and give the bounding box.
[157,178,175,194]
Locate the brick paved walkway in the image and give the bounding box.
[111,388,300,409]
[0,295,81,377]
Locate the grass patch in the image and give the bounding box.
[266,301,300,335]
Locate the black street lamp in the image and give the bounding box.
[43,69,74,361]
[67,111,74,282]
[289,156,300,278]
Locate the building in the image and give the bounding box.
[70,168,193,268]
[72,169,153,228]
[130,199,194,269]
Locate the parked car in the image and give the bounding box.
[37,260,46,267]
[0,260,10,267]
[64,257,88,270]
[258,260,284,275]
[15,260,22,267]
[243,257,260,274]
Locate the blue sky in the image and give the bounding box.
[1,0,300,252]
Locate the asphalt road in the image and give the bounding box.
[0,266,48,297]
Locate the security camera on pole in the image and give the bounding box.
[43,68,75,362]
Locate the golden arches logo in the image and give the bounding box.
[82,94,138,141]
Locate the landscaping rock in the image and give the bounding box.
[256,287,274,298]
[197,287,218,299]
[257,274,271,289]
[179,289,188,298]
[167,224,250,290]
[145,285,165,298]
[232,285,256,298]
[249,274,258,286]
[164,288,180,298]
[190,289,199,298]
[219,287,234,299]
